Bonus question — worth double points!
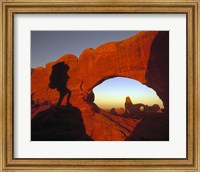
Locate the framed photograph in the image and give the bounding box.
[0,0,199,171]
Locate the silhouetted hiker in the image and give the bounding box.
[48,62,71,108]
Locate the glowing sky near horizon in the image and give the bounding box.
[93,77,164,109]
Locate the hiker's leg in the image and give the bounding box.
[66,89,71,106]
[56,92,66,108]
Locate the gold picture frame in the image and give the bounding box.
[0,0,199,171]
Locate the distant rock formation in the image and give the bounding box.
[110,107,125,115]
[148,104,160,112]
[125,96,160,115]
[125,96,146,115]
[31,31,169,140]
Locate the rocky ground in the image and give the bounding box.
[31,105,168,141]
[31,105,93,141]
[125,112,169,141]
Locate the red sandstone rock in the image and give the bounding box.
[31,31,169,141]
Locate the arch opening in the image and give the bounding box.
[92,77,164,116]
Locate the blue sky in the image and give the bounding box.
[31,31,139,68]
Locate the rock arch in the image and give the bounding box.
[68,32,168,108]
[31,31,169,140]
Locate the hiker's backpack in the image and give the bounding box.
[48,62,69,89]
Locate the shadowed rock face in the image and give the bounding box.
[31,31,169,140]
[31,106,93,141]
[125,112,169,141]
[146,31,169,111]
